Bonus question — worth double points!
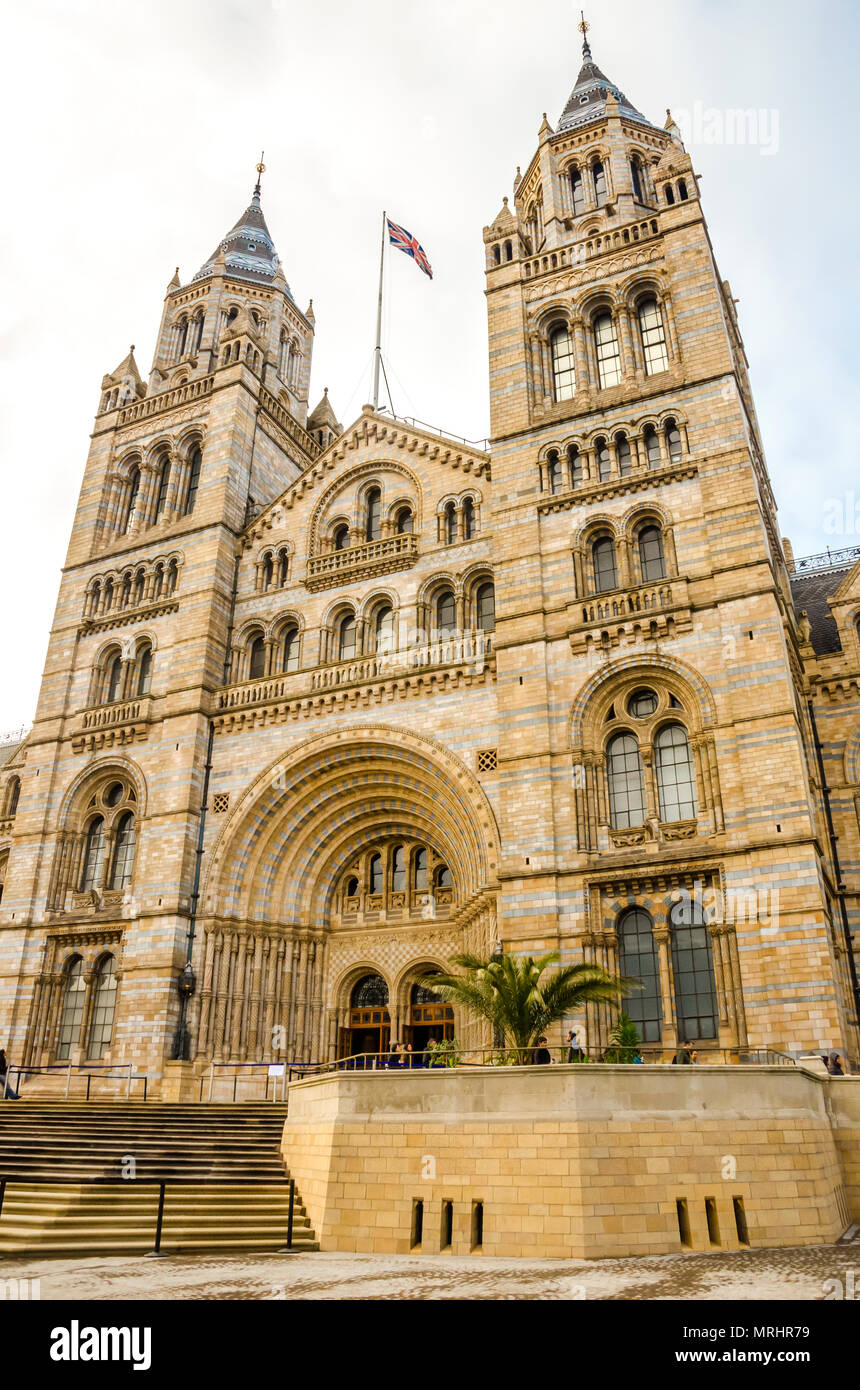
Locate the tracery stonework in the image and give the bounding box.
[0,30,858,1089]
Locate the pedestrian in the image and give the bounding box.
[0,1048,20,1099]
[532,1036,552,1065]
[387,1039,402,1069]
[566,1030,586,1063]
[403,1041,413,1069]
[827,1050,845,1076]
[672,1041,693,1065]
[425,1038,437,1068]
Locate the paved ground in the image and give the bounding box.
[2,1237,859,1300]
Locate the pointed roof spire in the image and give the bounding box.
[194,157,293,296]
[557,15,655,134]
[253,150,266,201]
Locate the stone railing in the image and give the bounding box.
[306,533,420,590]
[117,376,214,427]
[569,577,691,653]
[258,388,322,461]
[216,632,493,713]
[79,698,151,732]
[71,698,153,753]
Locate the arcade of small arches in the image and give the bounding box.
[101,438,203,542]
[322,485,416,554]
[530,286,679,406]
[230,573,496,682]
[83,555,181,621]
[541,415,687,495]
[438,493,482,545]
[335,840,454,926]
[255,544,291,592]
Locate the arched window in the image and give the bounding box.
[504,240,513,261]
[596,437,611,481]
[133,569,145,605]
[606,732,647,828]
[436,589,456,635]
[655,724,698,822]
[344,876,359,899]
[152,565,164,600]
[365,487,382,542]
[618,908,662,1042]
[262,554,274,591]
[547,451,564,494]
[135,643,152,697]
[550,326,576,401]
[81,817,107,891]
[476,582,496,633]
[569,445,583,487]
[666,420,682,463]
[177,317,189,357]
[105,653,123,704]
[570,165,585,215]
[638,525,666,582]
[643,425,661,469]
[678,178,689,201]
[57,958,86,1060]
[630,158,643,202]
[462,498,475,540]
[120,574,131,609]
[352,972,388,1007]
[108,812,136,889]
[248,635,266,680]
[153,453,171,521]
[592,160,608,206]
[670,900,718,1040]
[444,501,457,544]
[616,433,632,476]
[638,297,669,375]
[592,536,618,593]
[333,523,349,551]
[374,605,395,656]
[395,507,413,535]
[87,955,118,1060]
[392,846,406,893]
[7,777,20,817]
[368,855,384,897]
[277,548,289,586]
[594,313,621,388]
[664,183,675,206]
[123,466,140,533]
[183,446,202,515]
[338,614,357,661]
[435,864,453,888]
[413,848,428,891]
[493,244,501,266]
[166,559,178,595]
[281,627,299,672]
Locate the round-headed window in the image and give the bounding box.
[627,688,658,719]
[104,782,124,807]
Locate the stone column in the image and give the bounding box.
[653,922,676,1051]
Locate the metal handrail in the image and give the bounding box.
[0,1174,299,1257]
[287,1043,802,1076]
[375,407,489,453]
[4,1062,150,1100]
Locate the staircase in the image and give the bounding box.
[0,1101,317,1255]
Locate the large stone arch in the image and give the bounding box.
[203,724,501,929]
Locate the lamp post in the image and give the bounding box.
[173,962,196,1061]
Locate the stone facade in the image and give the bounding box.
[282,1066,858,1258]
[0,33,858,1090]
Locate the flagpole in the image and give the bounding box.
[372,209,386,410]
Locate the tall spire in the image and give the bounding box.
[578,9,592,60]
[193,159,292,295]
[253,151,265,202]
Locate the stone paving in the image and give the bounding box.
[2,1237,859,1300]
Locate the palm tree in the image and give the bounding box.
[603,1011,643,1064]
[426,951,634,1063]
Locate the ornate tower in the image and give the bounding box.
[0,169,324,1073]
[484,19,858,1062]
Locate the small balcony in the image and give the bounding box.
[71,697,152,753]
[305,534,419,591]
[568,577,691,654]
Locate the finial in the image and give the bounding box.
[253,150,266,199]
[578,9,592,59]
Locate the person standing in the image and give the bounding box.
[0,1048,20,1099]
[532,1036,552,1065]
[827,1050,845,1076]
[566,1030,586,1063]
[672,1041,693,1065]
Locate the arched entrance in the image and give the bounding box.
[342,973,390,1060]
[407,978,454,1053]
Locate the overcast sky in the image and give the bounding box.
[1,0,858,732]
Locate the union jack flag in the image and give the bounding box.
[387,217,433,279]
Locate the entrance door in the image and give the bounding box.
[340,973,391,1065]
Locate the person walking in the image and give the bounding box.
[672,1041,693,1065]
[0,1048,20,1099]
[827,1050,845,1076]
[532,1036,552,1065]
[566,1030,586,1063]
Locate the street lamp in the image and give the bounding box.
[172,963,197,1060]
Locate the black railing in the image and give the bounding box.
[0,1175,298,1257]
